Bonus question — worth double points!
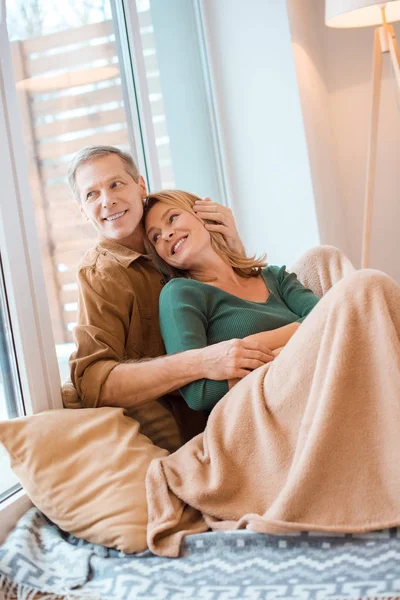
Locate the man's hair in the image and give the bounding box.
[143,190,267,279]
[68,145,140,203]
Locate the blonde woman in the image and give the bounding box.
[143,190,321,413]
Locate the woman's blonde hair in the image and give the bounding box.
[143,190,267,279]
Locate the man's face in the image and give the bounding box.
[76,154,147,249]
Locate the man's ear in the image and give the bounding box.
[79,205,89,221]
[138,175,147,198]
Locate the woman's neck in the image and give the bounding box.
[188,253,242,286]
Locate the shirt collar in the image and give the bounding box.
[97,235,150,268]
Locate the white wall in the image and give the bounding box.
[287,1,349,253]
[288,0,400,280]
[326,17,400,279]
[202,0,320,268]
[203,0,400,281]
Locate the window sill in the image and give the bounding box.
[0,489,32,544]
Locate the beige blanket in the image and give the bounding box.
[290,244,356,297]
[146,267,400,557]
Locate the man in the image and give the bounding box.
[67,145,272,450]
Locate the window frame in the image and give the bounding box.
[0,5,63,541]
[112,0,163,191]
[194,0,230,207]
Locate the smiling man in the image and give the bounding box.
[67,145,272,450]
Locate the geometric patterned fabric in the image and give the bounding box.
[1,508,400,600]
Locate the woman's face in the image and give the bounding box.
[145,201,212,270]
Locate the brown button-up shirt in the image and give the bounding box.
[69,236,204,451]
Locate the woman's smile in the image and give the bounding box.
[171,235,188,255]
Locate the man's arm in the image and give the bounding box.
[101,337,273,408]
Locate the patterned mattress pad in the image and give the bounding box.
[1,508,400,600]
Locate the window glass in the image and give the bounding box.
[6,0,134,381]
[0,256,24,499]
[135,0,225,199]
[6,0,224,384]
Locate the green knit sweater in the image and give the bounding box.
[159,266,320,412]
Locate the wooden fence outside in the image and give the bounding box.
[11,14,171,345]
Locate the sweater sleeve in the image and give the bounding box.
[271,265,320,321]
[159,280,229,412]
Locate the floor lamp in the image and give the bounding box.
[325,1,400,268]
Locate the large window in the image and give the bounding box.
[5,0,225,383]
[1,0,226,531]
[6,0,134,381]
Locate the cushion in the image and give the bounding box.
[61,378,185,454]
[61,379,206,453]
[0,407,168,553]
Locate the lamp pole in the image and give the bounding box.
[361,3,400,267]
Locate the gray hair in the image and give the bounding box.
[68,145,140,203]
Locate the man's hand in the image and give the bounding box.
[193,197,245,256]
[199,338,274,381]
[227,345,283,391]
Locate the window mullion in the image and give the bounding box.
[194,0,230,207]
[112,0,162,192]
[0,18,62,414]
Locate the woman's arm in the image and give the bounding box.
[274,266,320,319]
[240,268,319,355]
[243,322,300,352]
[160,280,273,412]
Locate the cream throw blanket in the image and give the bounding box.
[146,248,400,557]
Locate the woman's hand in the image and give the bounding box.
[199,338,274,381]
[272,347,284,357]
[193,198,245,256]
[228,378,241,390]
[244,323,301,352]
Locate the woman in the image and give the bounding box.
[142,190,400,559]
[143,190,321,413]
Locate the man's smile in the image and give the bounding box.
[104,210,127,222]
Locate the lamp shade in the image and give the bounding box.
[326,0,400,27]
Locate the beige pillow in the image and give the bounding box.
[0,407,168,553]
[61,379,184,454]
